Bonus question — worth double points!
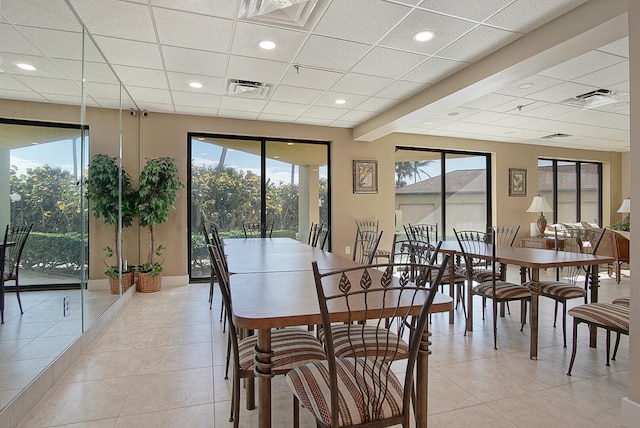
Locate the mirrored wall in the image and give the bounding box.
[0,0,138,412]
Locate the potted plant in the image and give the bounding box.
[136,157,183,292]
[85,154,137,294]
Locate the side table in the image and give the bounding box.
[520,237,565,251]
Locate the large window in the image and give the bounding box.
[538,158,602,225]
[188,134,330,280]
[395,147,491,239]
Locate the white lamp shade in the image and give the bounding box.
[617,198,630,213]
[526,195,553,213]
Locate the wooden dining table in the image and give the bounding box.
[438,240,614,360]
[225,237,453,428]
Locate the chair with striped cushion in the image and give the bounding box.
[207,244,325,428]
[354,220,389,263]
[567,302,630,375]
[455,229,531,350]
[528,227,604,347]
[287,256,449,428]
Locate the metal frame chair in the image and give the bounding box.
[1,224,32,323]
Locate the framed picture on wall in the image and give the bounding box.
[353,160,378,194]
[509,168,527,197]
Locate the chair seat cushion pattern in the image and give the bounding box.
[536,281,587,299]
[286,358,403,426]
[568,303,630,331]
[472,281,531,299]
[238,328,325,372]
[319,324,409,360]
[612,297,630,306]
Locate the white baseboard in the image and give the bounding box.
[621,397,640,427]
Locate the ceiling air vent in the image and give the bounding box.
[226,79,272,99]
[540,133,571,140]
[561,88,621,109]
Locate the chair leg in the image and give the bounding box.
[613,332,621,360]
[15,283,23,315]
[492,299,498,350]
[520,300,527,331]
[293,396,300,428]
[230,373,241,428]
[225,333,231,380]
[562,301,567,348]
[567,319,579,376]
[606,328,611,366]
[553,300,559,328]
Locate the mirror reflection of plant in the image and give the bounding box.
[611,220,630,232]
[137,157,183,275]
[85,154,137,274]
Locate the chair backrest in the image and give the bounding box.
[308,222,318,245]
[492,225,520,246]
[4,224,33,279]
[405,223,438,244]
[315,225,330,250]
[454,229,494,284]
[355,219,379,234]
[242,221,261,238]
[353,230,383,264]
[311,255,449,427]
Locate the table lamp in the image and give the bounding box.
[526,194,553,237]
[617,198,630,223]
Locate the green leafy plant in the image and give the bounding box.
[103,246,134,278]
[85,154,137,275]
[136,157,183,276]
[611,220,630,232]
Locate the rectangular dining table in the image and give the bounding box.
[225,238,454,428]
[438,240,614,360]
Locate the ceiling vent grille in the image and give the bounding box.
[238,0,328,30]
[540,133,571,139]
[561,88,621,109]
[226,79,272,99]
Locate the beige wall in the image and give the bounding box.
[0,98,626,280]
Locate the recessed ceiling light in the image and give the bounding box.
[413,30,435,42]
[287,142,294,146]
[517,83,535,89]
[259,40,276,50]
[274,155,280,159]
[16,63,36,71]
[189,82,203,89]
[334,99,346,105]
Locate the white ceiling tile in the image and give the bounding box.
[517,102,574,119]
[525,81,598,103]
[355,97,398,112]
[84,82,122,100]
[270,85,323,104]
[314,92,368,108]
[219,96,267,112]
[138,102,175,113]
[379,9,476,55]
[461,93,516,110]
[167,72,225,95]
[375,80,429,99]
[112,65,168,89]
[280,66,343,90]
[331,120,360,128]
[538,51,626,81]
[0,73,30,91]
[226,55,289,84]
[3,53,68,78]
[295,117,333,126]
[294,35,370,72]
[419,0,513,22]
[172,91,220,108]
[301,105,344,120]
[435,120,481,132]
[0,24,43,56]
[174,105,218,116]
[486,0,588,32]
[16,27,83,60]
[337,110,375,123]
[262,101,307,116]
[314,0,411,44]
[13,75,80,95]
[437,25,520,62]
[555,110,629,131]
[494,74,563,97]
[53,59,119,84]
[597,37,628,59]
[331,73,392,96]
[162,46,228,77]
[259,113,298,122]
[459,110,511,124]
[153,8,234,53]
[401,57,467,84]
[3,0,82,31]
[69,0,156,42]
[352,47,427,79]
[573,62,629,88]
[0,89,48,102]
[42,93,83,105]
[490,114,538,128]
[93,36,163,69]
[218,109,259,120]
[150,0,239,19]
[230,21,307,62]
[126,86,173,104]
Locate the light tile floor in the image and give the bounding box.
[18,267,630,427]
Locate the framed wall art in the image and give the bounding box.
[509,168,527,197]
[353,160,378,194]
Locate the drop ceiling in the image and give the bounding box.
[0,0,630,151]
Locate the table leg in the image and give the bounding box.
[255,329,273,428]
[416,327,431,428]
[448,255,455,325]
[529,268,539,360]
[589,264,600,348]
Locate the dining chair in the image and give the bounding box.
[353,228,384,265]
[455,229,531,350]
[354,219,390,262]
[314,225,330,250]
[286,255,449,428]
[404,223,438,244]
[207,243,326,428]
[242,220,273,238]
[308,222,319,245]
[530,227,605,347]
[1,224,33,323]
